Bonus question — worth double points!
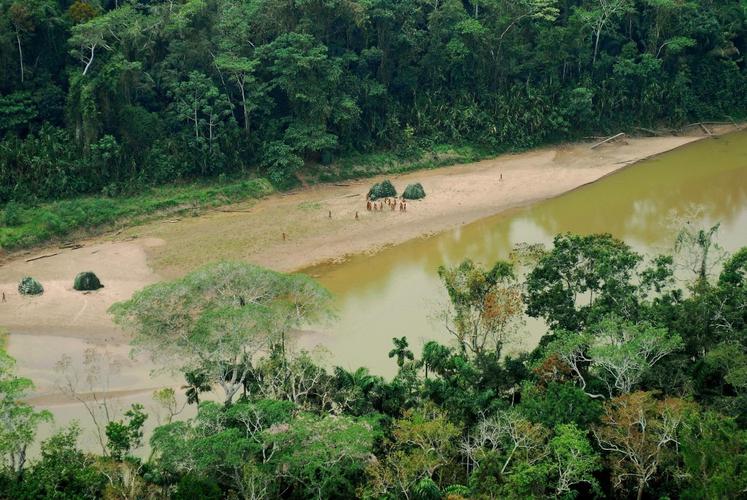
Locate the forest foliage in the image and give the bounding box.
[1,0,746,204]
[2,229,747,498]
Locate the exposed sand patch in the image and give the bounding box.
[0,130,738,337]
[0,238,162,338]
[0,127,740,411]
[129,134,717,277]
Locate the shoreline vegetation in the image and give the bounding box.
[3,229,747,499]
[2,0,747,497]
[0,143,491,253]
[0,125,739,262]
[0,126,740,344]
[0,178,275,251]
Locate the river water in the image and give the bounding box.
[7,131,747,450]
[303,131,747,376]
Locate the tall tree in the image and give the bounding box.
[593,391,691,500]
[525,233,642,331]
[438,259,523,356]
[110,261,334,405]
[0,346,52,478]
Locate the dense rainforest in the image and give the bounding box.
[1,0,746,203]
[2,228,747,499]
[2,1,747,499]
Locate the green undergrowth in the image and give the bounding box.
[0,178,274,250]
[312,144,494,184]
[0,143,494,252]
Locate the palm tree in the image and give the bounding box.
[182,370,212,405]
[335,366,380,393]
[388,336,414,368]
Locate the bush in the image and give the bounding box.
[402,182,426,199]
[2,201,22,227]
[18,276,43,296]
[73,272,103,291]
[173,474,222,500]
[368,179,397,200]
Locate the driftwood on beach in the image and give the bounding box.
[26,252,60,262]
[590,133,626,149]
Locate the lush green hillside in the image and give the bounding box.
[1,0,746,204]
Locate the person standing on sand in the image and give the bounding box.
[355,211,359,220]
[2,291,5,302]
[367,200,372,211]
[328,210,332,218]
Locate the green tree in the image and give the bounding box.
[110,262,334,405]
[519,381,602,428]
[437,259,523,356]
[151,401,278,499]
[575,0,634,65]
[68,5,132,77]
[525,233,642,331]
[389,336,415,368]
[543,317,682,397]
[270,413,380,499]
[680,411,747,499]
[14,424,106,498]
[549,423,600,497]
[168,71,236,174]
[366,405,459,498]
[182,370,212,405]
[105,403,148,461]
[0,345,52,478]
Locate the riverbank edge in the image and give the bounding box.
[292,125,744,274]
[2,124,742,273]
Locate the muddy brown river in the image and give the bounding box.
[304,130,747,376]
[7,131,747,451]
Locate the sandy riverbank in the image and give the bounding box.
[0,127,739,338]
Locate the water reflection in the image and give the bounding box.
[305,132,747,377]
[6,132,747,449]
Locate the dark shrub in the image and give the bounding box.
[2,201,22,226]
[368,179,397,200]
[173,474,222,500]
[73,271,103,291]
[18,276,43,295]
[402,183,426,199]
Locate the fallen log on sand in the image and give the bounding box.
[59,243,84,250]
[699,123,713,136]
[26,252,59,262]
[590,133,626,149]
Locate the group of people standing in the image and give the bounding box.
[367,197,407,212]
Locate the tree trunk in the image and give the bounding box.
[239,80,250,134]
[194,106,199,139]
[593,28,602,64]
[83,45,96,76]
[16,446,26,479]
[15,31,24,83]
